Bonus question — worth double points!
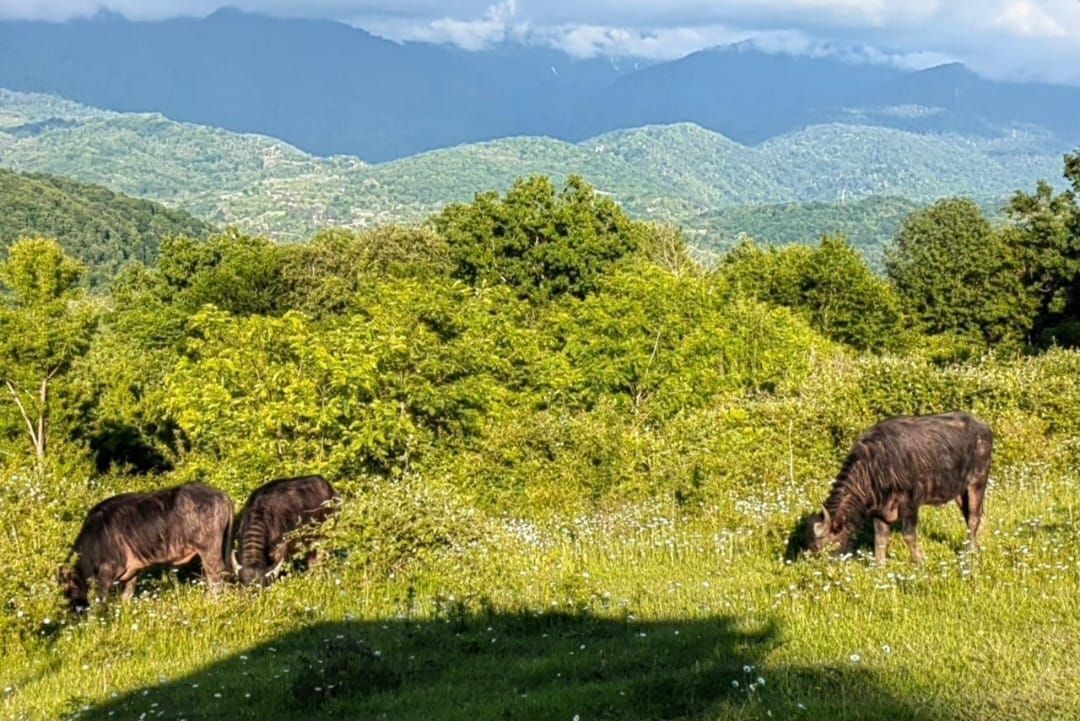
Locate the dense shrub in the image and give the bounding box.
[435,176,652,302]
[886,199,1036,347]
[721,235,907,351]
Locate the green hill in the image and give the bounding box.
[0,167,212,285]
[689,196,922,268]
[0,90,1068,245]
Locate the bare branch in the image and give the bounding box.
[5,379,41,451]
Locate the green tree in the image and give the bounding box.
[0,238,97,469]
[722,235,906,351]
[279,226,452,317]
[886,199,1035,347]
[155,230,286,316]
[434,176,649,302]
[1006,154,1080,345]
[545,258,830,419]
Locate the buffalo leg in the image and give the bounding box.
[873,517,890,566]
[901,509,924,565]
[120,577,137,602]
[198,548,229,590]
[94,562,120,604]
[966,484,986,551]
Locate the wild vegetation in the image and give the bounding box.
[0,91,1067,244]
[0,168,211,286]
[0,155,1078,720]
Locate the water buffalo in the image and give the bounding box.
[234,475,339,586]
[802,411,992,565]
[59,483,234,610]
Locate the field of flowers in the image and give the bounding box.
[2,398,1078,720]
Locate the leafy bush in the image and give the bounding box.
[886,199,1036,347]
[721,235,907,351]
[435,176,651,302]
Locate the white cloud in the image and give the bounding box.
[394,0,528,49]
[994,1,1067,37]
[1,0,1078,84]
[539,23,747,60]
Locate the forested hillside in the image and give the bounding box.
[691,196,1007,269]
[0,168,212,285]
[1,158,1079,718]
[0,91,1067,246]
[690,197,921,267]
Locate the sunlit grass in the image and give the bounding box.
[2,451,1078,721]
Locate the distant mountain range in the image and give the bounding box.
[0,9,1077,162]
[0,90,1066,252]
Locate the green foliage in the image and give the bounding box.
[5,167,1080,720]
[0,238,98,465]
[886,198,1036,347]
[549,262,829,413]
[435,176,647,301]
[691,196,924,269]
[0,92,1067,244]
[722,236,906,351]
[278,226,451,317]
[0,168,211,286]
[1006,173,1080,346]
[154,231,286,316]
[162,281,519,488]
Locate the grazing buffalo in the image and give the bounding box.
[802,411,992,565]
[59,483,234,610]
[234,475,339,586]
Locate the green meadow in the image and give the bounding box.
[1,165,1079,720]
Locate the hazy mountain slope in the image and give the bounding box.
[0,91,1066,243]
[754,124,1053,200]
[853,63,1080,141]
[0,167,212,284]
[571,44,903,143]
[0,9,624,161]
[0,11,1076,160]
[581,124,778,206]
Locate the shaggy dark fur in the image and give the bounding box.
[235,475,339,586]
[802,411,992,565]
[59,483,234,610]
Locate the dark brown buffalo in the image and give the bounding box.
[803,411,992,565]
[234,475,339,586]
[59,483,234,610]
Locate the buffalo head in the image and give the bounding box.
[57,563,89,612]
[802,506,844,556]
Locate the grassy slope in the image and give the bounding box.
[0,91,1067,245]
[3,435,1077,720]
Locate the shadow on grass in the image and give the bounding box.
[78,609,954,721]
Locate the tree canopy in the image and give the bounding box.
[886,198,1036,347]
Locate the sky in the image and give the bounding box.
[2,0,1079,84]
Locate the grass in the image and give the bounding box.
[2,448,1078,721]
